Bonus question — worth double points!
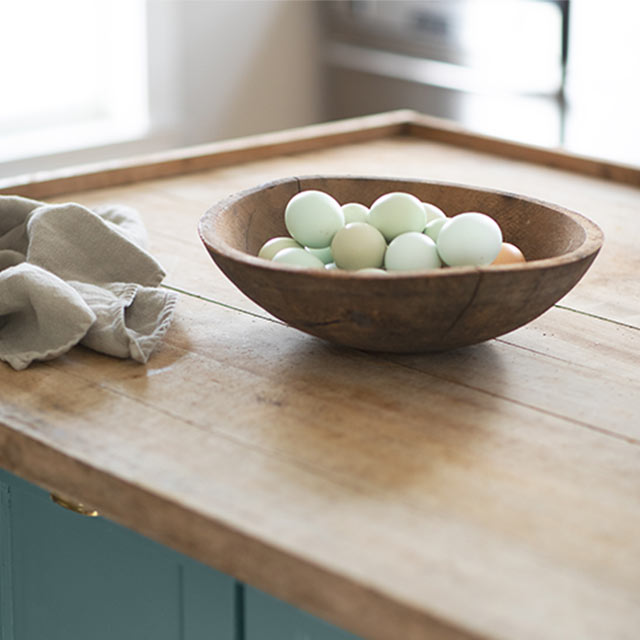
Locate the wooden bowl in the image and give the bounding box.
[198,176,603,352]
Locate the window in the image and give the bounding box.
[0,0,148,164]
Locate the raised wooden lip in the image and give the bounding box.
[1,109,639,200]
[198,175,605,278]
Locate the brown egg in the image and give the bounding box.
[491,242,526,265]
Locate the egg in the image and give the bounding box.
[272,247,325,269]
[331,222,387,270]
[424,217,447,242]
[342,202,369,224]
[285,190,345,248]
[368,192,426,242]
[263,191,512,277]
[356,267,388,275]
[422,202,447,223]
[491,242,526,265]
[258,236,301,260]
[437,212,503,267]
[305,245,333,264]
[385,232,441,271]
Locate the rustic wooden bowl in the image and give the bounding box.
[198,176,603,352]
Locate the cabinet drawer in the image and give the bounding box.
[245,586,362,640]
[0,469,235,640]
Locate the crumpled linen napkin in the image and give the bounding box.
[0,195,177,370]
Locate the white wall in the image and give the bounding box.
[176,0,323,145]
[0,0,323,178]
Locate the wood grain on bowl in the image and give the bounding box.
[198,176,603,352]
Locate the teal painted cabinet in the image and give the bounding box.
[0,469,235,640]
[0,469,361,640]
[245,587,361,640]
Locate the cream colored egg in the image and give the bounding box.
[424,218,447,242]
[437,212,503,267]
[368,192,426,242]
[385,232,441,271]
[331,222,387,270]
[422,202,447,223]
[342,202,369,224]
[258,236,301,260]
[272,247,325,269]
[285,190,345,248]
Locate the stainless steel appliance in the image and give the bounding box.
[321,0,570,148]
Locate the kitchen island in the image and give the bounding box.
[1,111,638,640]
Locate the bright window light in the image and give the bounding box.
[563,1,640,163]
[0,0,149,163]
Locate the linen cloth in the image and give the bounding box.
[0,196,176,370]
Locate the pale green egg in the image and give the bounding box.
[258,236,301,260]
[272,247,325,269]
[437,212,502,267]
[356,267,388,275]
[424,217,447,242]
[368,192,426,242]
[422,202,447,223]
[284,190,344,248]
[305,245,333,264]
[341,202,369,224]
[385,232,441,271]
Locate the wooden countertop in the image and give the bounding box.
[1,111,639,640]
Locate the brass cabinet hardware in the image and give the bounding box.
[50,493,99,517]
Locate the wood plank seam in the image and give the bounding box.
[144,288,639,447]
[384,355,640,447]
[493,337,608,370]
[28,298,639,464]
[160,284,283,324]
[160,287,639,439]
[30,357,399,489]
[554,304,640,332]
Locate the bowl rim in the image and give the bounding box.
[198,175,604,279]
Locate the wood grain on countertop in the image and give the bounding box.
[1,112,638,640]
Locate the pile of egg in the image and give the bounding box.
[258,190,525,272]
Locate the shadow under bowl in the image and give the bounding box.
[198,175,603,352]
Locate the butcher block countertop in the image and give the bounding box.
[1,111,638,640]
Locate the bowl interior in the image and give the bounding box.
[212,176,588,264]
